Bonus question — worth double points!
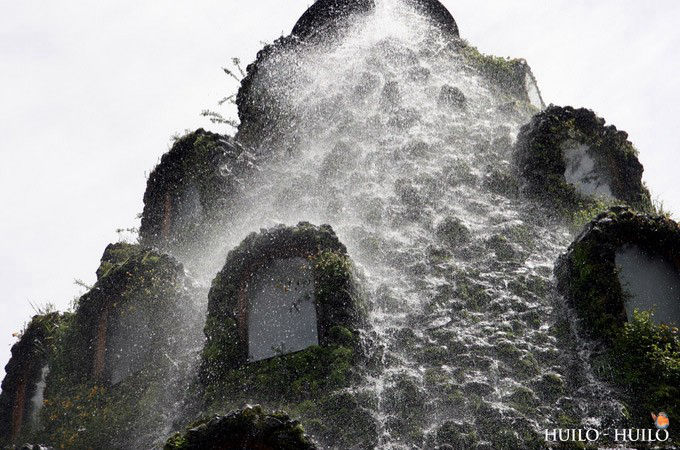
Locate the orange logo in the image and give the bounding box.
[651,412,669,430]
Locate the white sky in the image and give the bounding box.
[1,1,679,378]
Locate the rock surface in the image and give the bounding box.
[437,85,466,109]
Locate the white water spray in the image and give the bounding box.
[170,1,627,447]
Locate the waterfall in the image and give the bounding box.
[172,1,627,447]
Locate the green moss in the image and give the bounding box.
[564,238,625,342]
[486,234,518,261]
[436,216,471,245]
[461,45,522,92]
[95,242,139,279]
[32,243,197,448]
[199,223,372,447]
[200,342,374,448]
[606,310,679,433]
[459,43,543,113]
[570,197,620,232]
[140,129,247,249]
[556,206,680,343]
[314,250,366,326]
[556,208,680,445]
[38,381,133,448]
[506,386,538,415]
[514,106,653,217]
[0,312,69,445]
[201,222,364,382]
[165,432,188,449]
[205,343,357,406]
[164,405,316,450]
[456,278,491,310]
[297,392,377,449]
[435,421,478,448]
[534,373,565,400]
[556,413,581,429]
[37,354,182,448]
[517,353,540,378]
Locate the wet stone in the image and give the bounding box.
[387,107,421,129]
[319,141,359,180]
[353,71,381,99]
[380,81,401,111]
[485,235,517,261]
[438,85,466,109]
[407,65,431,82]
[436,217,471,245]
[435,421,477,448]
[463,381,494,397]
[375,38,420,68]
[483,167,520,198]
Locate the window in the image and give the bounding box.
[247,257,319,362]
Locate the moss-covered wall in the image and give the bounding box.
[459,43,544,109]
[164,405,317,450]
[46,243,195,384]
[198,222,375,448]
[29,242,201,448]
[235,35,303,150]
[555,207,680,440]
[514,105,652,217]
[555,206,680,341]
[602,311,679,437]
[0,313,66,446]
[140,129,250,252]
[201,222,364,377]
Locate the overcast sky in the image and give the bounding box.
[1,0,679,378]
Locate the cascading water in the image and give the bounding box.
[166,0,628,447]
[29,365,49,428]
[5,3,676,448]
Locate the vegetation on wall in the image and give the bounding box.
[555,207,680,441]
[140,129,252,252]
[199,222,374,448]
[514,105,653,218]
[0,312,67,445]
[600,310,679,431]
[458,42,542,110]
[31,243,199,448]
[165,405,317,450]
